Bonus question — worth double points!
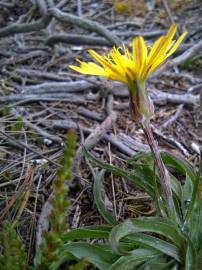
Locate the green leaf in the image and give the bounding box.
[184,239,197,270]
[161,152,197,187]
[108,248,160,270]
[127,233,181,262]
[136,256,176,270]
[162,153,200,214]
[94,169,117,225]
[52,242,119,270]
[62,226,111,242]
[129,151,183,203]
[109,217,187,256]
[127,151,153,165]
[83,148,155,197]
[197,210,202,251]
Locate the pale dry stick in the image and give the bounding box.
[188,83,202,93]
[56,0,70,9]
[36,0,47,14]
[0,0,71,38]
[0,93,89,104]
[0,50,48,66]
[161,0,175,25]
[17,5,37,24]
[22,81,94,94]
[153,126,190,157]
[77,0,82,17]
[78,107,104,121]
[162,82,202,129]
[23,118,63,145]
[72,94,115,184]
[0,1,15,8]
[14,68,71,82]
[0,178,22,188]
[76,95,117,160]
[0,14,51,38]
[46,119,157,156]
[173,40,202,65]
[71,204,81,229]
[115,29,166,38]
[161,104,184,129]
[107,19,143,29]
[49,8,121,45]
[45,33,111,46]
[163,71,202,84]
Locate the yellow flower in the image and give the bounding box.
[69,24,187,123]
[69,24,187,85]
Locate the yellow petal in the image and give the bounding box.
[88,49,112,68]
[132,36,147,76]
[166,24,177,40]
[145,55,166,77]
[166,32,187,57]
[69,24,186,85]
[144,31,187,78]
[69,62,106,76]
[146,36,165,64]
[147,24,177,65]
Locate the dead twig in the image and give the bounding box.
[0,93,89,104]
[161,0,175,25]
[152,126,190,157]
[23,118,63,145]
[45,33,111,46]
[76,95,117,160]
[0,14,51,38]
[22,81,94,94]
[161,104,184,129]
[49,8,121,45]
[0,1,15,8]
[112,87,199,106]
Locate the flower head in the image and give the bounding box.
[69,24,187,123]
[69,24,187,85]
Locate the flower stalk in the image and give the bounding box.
[141,122,175,212]
[129,81,174,213]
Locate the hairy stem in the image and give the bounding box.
[142,122,174,212]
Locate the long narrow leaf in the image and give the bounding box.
[55,242,119,270]
[94,169,117,225]
[185,239,197,270]
[62,226,111,242]
[127,233,181,262]
[137,257,176,270]
[109,217,187,256]
[108,248,160,270]
[83,147,155,197]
